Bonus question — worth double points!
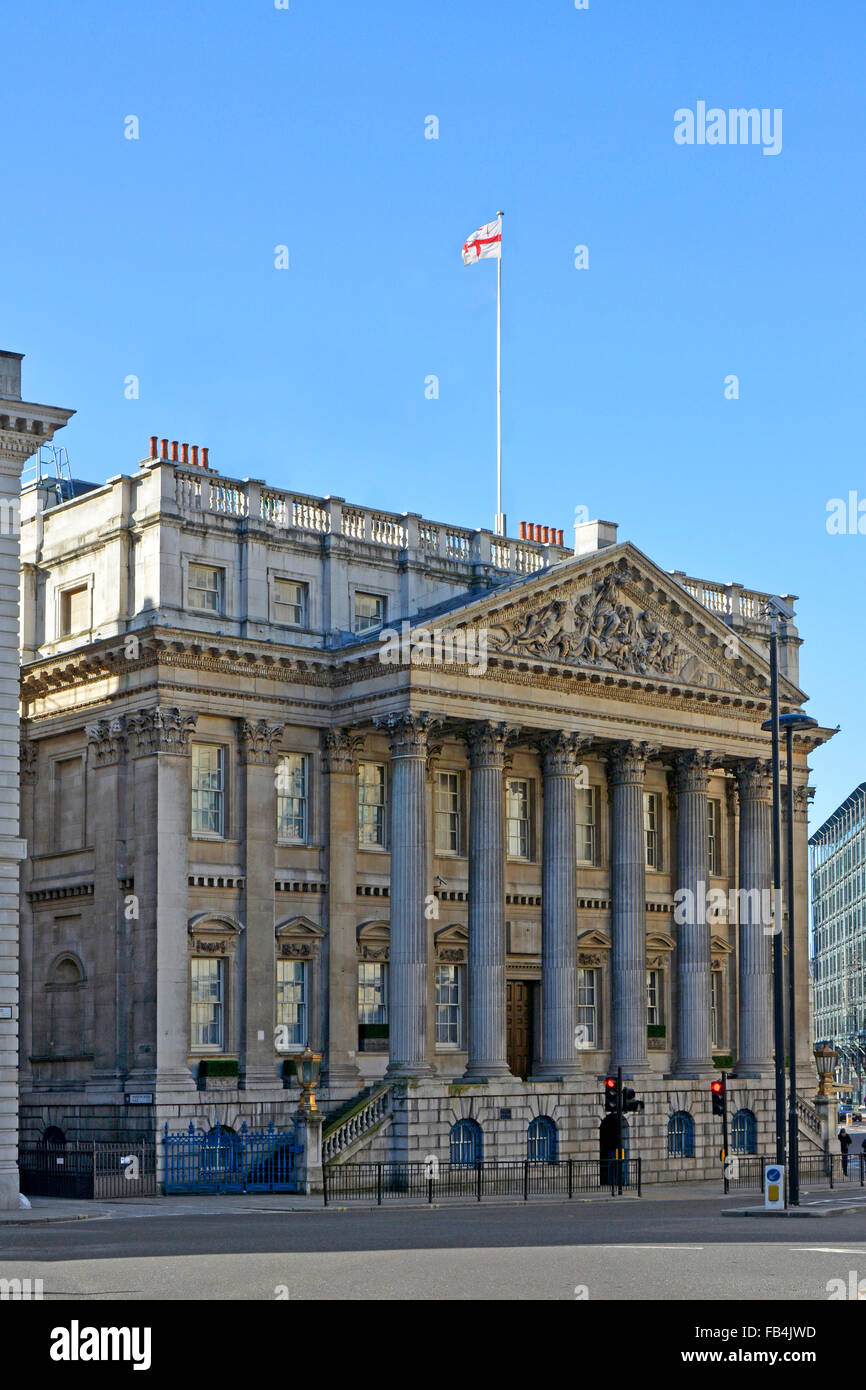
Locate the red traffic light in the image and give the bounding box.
[711,1080,723,1094]
[604,1077,616,1089]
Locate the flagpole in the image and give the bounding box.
[495,209,505,537]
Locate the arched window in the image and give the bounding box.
[41,1126,66,1148]
[731,1108,758,1154]
[449,1118,482,1166]
[668,1111,695,1158]
[527,1116,558,1163]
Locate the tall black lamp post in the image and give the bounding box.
[761,594,817,1208]
[761,597,793,1178]
[778,711,818,1206]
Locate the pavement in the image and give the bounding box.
[2,1188,866,1300]
[0,1177,748,1224]
[4,1175,866,1225]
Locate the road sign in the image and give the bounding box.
[764,1164,785,1209]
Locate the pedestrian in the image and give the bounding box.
[839,1127,852,1176]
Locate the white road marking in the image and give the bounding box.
[602,1244,704,1251]
[792,1247,865,1254]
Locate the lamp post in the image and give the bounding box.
[814,1041,838,1098]
[761,598,793,1176]
[295,1045,322,1113]
[777,711,818,1206]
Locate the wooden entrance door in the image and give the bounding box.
[506,980,533,1079]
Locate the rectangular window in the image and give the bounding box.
[59,583,90,636]
[710,971,720,1047]
[434,964,461,1046]
[647,968,663,1026]
[358,762,386,847]
[191,744,226,837]
[276,753,308,842]
[506,778,531,859]
[188,564,224,614]
[358,962,388,1052]
[276,959,308,1047]
[707,800,721,875]
[190,957,225,1049]
[435,771,462,855]
[577,967,597,1048]
[274,577,308,627]
[576,787,596,864]
[644,792,661,869]
[353,591,386,634]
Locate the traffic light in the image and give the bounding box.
[711,1076,726,1118]
[622,1087,645,1114]
[603,1076,618,1113]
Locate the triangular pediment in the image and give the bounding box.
[426,544,805,703]
[275,914,325,940]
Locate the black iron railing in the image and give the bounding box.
[19,1143,157,1199]
[324,1157,642,1205]
[725,1152,866,1194]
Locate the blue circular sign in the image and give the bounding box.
[766,1166,781,1182]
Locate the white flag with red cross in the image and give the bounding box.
[462,216,502,265]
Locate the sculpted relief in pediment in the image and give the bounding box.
[483,566,743,689]
[490,571,686,677]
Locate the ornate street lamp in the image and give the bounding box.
[296,1045,322,1112]
[814,1041,838,1098]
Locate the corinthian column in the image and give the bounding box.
[534,731,585,1079]
[322,728,365,1089]
[673,750,714,1077]
[375,711,438,1077]
[734,760,774,1077]
[464,721,511,1079]
[607,741,654,1074]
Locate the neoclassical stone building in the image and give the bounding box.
[16,438,833,1180]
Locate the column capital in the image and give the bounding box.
[536,730,589,776]
[464,719,515,769]
[236,718,286,765]
[672,749,714,794]
[374,710,442,757]
[606,740,658,786]
[792,783,815,820]
[734,758,772,802]
[128,706,198,757]
[321,727,366,774]
[86,715,128,767]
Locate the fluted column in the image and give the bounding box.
[464,721,511,1079]
[673,750,714,1077]
[375,711,438,1077]
[734,760,774,1077]
[322,729,365,1088]
[238,719,284,1088]
[535,732,584,1079]
[607,741,654,1074]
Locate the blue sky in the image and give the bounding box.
[3,0,864,829]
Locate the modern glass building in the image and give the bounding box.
[810,783,866,1099]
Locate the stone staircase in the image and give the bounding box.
[322,1083,394,1165]
[796,1097,826,1152]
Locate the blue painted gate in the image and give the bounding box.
[163,1121,301,1193]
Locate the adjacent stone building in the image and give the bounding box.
[17,436,832,1181]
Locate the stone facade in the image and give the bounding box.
[0,353,72,1208]
[16,441,833,1184]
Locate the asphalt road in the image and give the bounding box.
[3,1194,866,1300]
